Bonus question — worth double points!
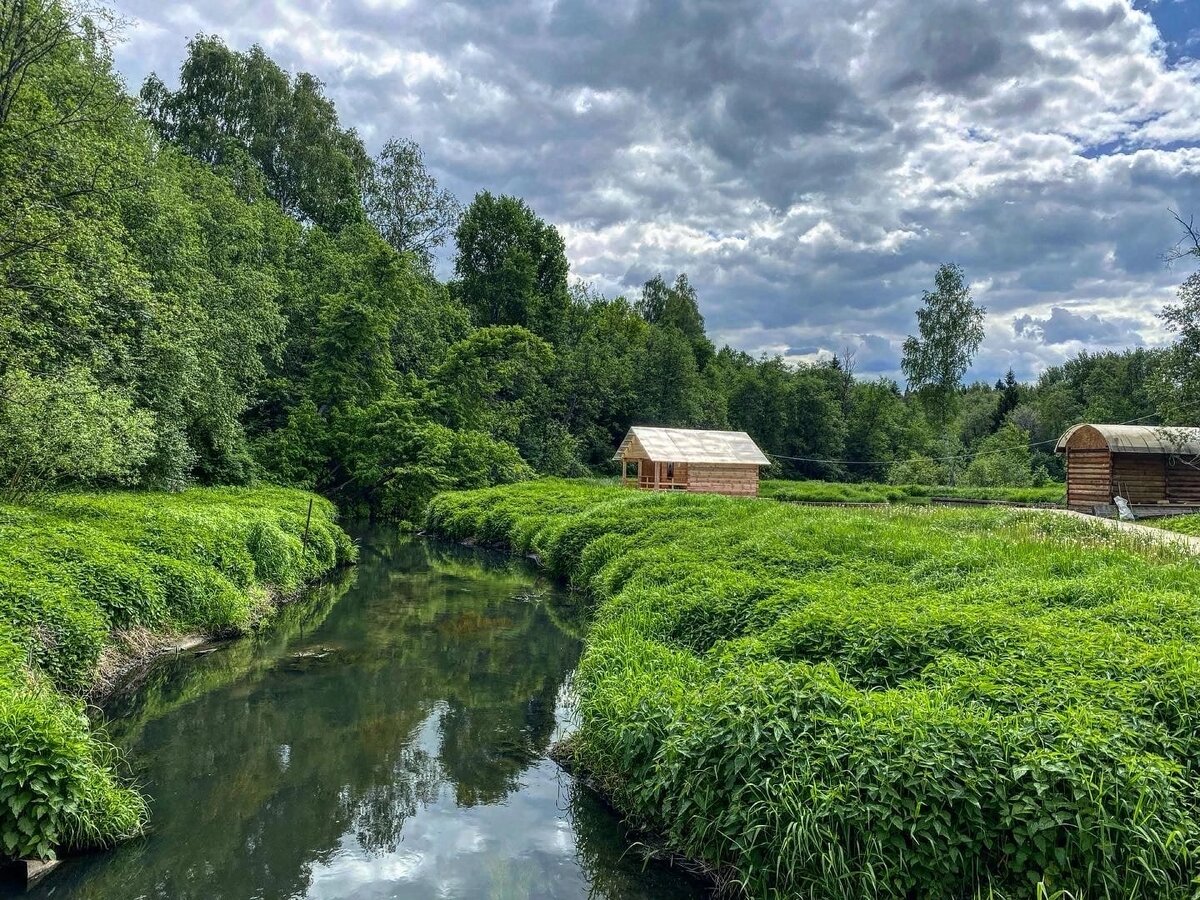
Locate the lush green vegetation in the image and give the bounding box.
[0,487,352,861]
[760,480,1065,505]
[4,0,1192,528]
[1143,513,1200,537]
[428,480,1200,898]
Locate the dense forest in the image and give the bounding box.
[3,1,1199,521]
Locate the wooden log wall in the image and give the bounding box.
[1110,453,1167,504]
[1066,448,1112,509]
[685,463,759,496]
[1166,458,1200,503]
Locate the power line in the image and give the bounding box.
[765,411,1169,468]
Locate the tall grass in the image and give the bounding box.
[0,487,354,861]
[760,479,1066,505]
[427,480,1200,898]
[1147,513,1200,538]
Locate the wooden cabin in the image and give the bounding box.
[614,427,769,496]
[1055,423,1200,515]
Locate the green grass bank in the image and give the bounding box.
[426,480,1200,899]
[0,487,354,862]
[759,479,1065,505]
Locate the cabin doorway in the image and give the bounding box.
[629,461,687,490]
[635,461,688,491]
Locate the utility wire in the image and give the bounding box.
[764,411,1170,467]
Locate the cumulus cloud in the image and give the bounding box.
[105,0,1200,380]
[1013,307,1146,345]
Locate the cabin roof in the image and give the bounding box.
[1055,423,1200,456]
[614,427,770,465]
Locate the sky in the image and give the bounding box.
[103,0,1200,383]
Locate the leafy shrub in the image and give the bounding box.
[0,486,353,861]
[0,369,156,502]
[961,422,1035,487]
[427,480,1200,898]
[886,453,943,485]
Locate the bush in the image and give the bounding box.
[886,453,943,485]
[961,422,1034,488]
[0,486,353,861]
[427,480,1200,898]
[0,368,156,502]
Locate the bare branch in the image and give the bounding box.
[1163,208,1200,266]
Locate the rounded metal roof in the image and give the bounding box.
[1055,423,1200,455]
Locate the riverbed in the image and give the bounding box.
[21,532,705,899]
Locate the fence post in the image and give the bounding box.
[302,498,313,557]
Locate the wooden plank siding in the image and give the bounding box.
[636,461,690,490]
[615,427,768,497]
[686,463,759,497]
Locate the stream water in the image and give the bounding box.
[22,531,705,900]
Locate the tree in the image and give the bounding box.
[961,421,1033,487]
[140,37,369,231]
[0,368,155,499]
[556,293,650,465]
[636,274,714,369]
[0,0,132,267]
[0,0,118,134]
[362,137,461,272]
[1157,272,1200,424]
[901,263,985,429]
[990,368,1021,430]
[635,326,706,427]
[887,453,944,486]
[432,325,556,446]
[844,378,909,470]
[453,192,570,340]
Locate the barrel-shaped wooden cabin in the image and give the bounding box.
[1055,423,1200,514]
[614,426,769,496]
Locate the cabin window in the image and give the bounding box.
[667,463,675,480]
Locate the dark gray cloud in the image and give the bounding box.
[1014,307,1146,345]
[105,0,1200,380]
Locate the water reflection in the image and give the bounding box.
[21,533,703,900]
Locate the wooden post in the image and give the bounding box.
[654,461,660,491]
[301,498,313,557]
[621,458,627,485]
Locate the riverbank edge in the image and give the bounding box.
[1,575,350,890]
[87,577,342,705]
[0,488,357,875]
[440,533,733,897]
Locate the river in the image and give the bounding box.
[21,531,705,900]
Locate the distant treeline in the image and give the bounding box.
[1,1,1195,518]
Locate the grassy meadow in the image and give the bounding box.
[427,480,1200,899]
[0,488,353,861]
[759,479,1066,505]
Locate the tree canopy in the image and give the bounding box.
[901,263,986,428]
[8,2,1199,517]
